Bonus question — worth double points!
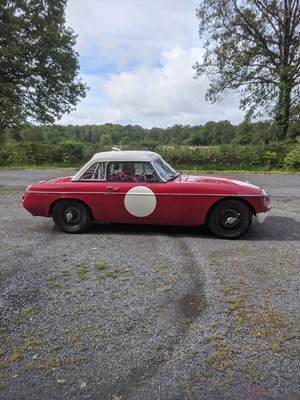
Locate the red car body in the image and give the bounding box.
[23,150,271,239]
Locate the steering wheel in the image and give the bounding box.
[121,173,134,181]
[111,172,134,181]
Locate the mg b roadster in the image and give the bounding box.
[23,150,271,239]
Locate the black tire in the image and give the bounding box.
[208,199,252,239]
[52,200,92,233]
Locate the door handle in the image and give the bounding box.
[107,186,120,191]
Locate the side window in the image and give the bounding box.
[108,163,120,181]
[79,162,106,180]
[108,162,136,182]
[143,163,158,182]
[108,162,158,182]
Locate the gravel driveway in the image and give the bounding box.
[0,171,299,400]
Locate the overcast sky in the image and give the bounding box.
[60,0,245,128]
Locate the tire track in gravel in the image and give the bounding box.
[106,234,207,399]
[169,236,207,321]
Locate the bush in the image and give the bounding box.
[191,145,263,170]
[57,140,85,165]
[0,140,297,171]
[0,140,86,166]
[284,144,300,170]
[262,151,278,170]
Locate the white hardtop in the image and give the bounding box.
[72,150,161,181]
[90,150,160,162]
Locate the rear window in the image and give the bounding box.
[79,162,106,180]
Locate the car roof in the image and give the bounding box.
[90,150,160,162]
[72,150,161,181]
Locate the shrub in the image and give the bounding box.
[57,140,84,165]
[284,144,300,170]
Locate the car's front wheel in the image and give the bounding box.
[208,199,252,239]
[52,200,92,233]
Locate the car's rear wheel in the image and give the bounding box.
[52,200,92,233]
[208,199,252,239]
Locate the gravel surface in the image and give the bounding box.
[0,171,299,400]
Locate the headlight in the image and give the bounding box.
[261,189,270,206]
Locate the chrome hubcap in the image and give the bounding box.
[64,207,82,225]
[219,209,241,230]
[224,216,238,225]
[66,211,73,222]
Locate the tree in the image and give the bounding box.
[194,0,300,140]
[0,0,88,137]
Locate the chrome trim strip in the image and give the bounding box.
[28,191,262,197]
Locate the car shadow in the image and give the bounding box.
[82,215,300,242]
[245,215,300,242]
[88,221,210,238]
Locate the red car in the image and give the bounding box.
[22,150,271,239]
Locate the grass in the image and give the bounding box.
[0,188,23,196]
[196,250,300,388]
[180,167,299,175]
[0,255,158,392]
[71,332,82,345]
[21,307,33,318]
[95,266,130,280]
[45,275,60,287]
[95,262,110,271]
[10,335,45,362]
[0,164,80,170]
[76,264,89,281]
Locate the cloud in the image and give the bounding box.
[66,0,200,69]
[60,1,245,128]
[101,47,243,127]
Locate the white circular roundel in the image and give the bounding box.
[124,186,157,217]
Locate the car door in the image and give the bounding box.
[104,162,169,223]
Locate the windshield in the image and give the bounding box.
[152,158,179,181]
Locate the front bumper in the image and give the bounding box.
[256,212,267,223]
[256,204,271,223]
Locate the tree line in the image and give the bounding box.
[1,121,299,170]
[2,119,300,146]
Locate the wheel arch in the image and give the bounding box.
[49,198,94,221]
[205,196,255,223]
